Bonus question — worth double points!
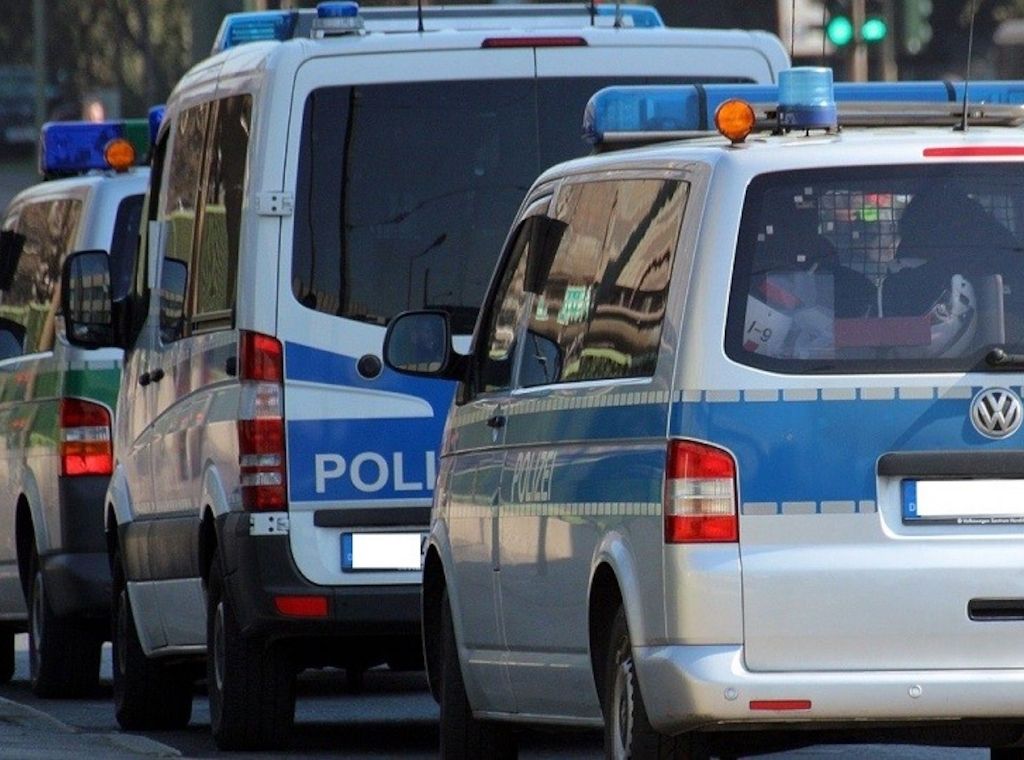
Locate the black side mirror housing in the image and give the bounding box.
[384,310,464,380]
[60,249,118,349]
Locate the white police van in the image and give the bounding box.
[385,69,1024,758]
[0,118,151,696]
[60,0,789,749]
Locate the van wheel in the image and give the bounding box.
[112,549,193,729]
[28,552,101,697]
[207,549,295,750]
[438,587,516,759]
[0,629,13,684]
[603,606,709,760]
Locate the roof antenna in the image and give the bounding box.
[790,0,797,62]
[416,0,424,33]
[588,0,596,27]
[956,0,979,132]
[614,1,623,28]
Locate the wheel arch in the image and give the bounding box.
[422,543,445,702]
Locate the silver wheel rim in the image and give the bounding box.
[611,639,635,760]
[213,601,226,693]
[30,572,42,677]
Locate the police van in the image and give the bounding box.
[384,70,1024,758]
[59,1,788,749]
[0,118,151,696]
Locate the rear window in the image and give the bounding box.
[291,75,745,333]
[726,165,1024,373]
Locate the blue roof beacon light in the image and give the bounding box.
[594,4,664,28]
[39,120,150,178]
[148,105,165,149]
[777,67,837,131]
[212,11,299,54]
[312,2,364,37]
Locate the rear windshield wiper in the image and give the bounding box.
[985,347,1024,369]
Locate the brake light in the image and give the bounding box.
[664,440,738,543]
[60,398,113,476]
[481,36,587,48]
[238,331,287,511]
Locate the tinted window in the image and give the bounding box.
[162,104,208,264]
[726,165,1024,373]
[109,193,144,301]
[2,198,82,352]
[518,179,686,385]
[194,95,250,324]
[291,76,709,333]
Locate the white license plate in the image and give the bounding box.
[902,479,1024,524]
[341,532,425,572]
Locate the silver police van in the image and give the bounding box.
[386,69,1024,758]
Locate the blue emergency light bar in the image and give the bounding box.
[148,105,165,148]
[583,76,1024,145]
[39,119,149,178]
[212,10,300,54]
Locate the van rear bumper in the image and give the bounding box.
[636,644,1024,735]
[217,513,421,644]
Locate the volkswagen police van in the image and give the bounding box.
[59,0,788,749]
[0,118,151,696]
[384,70,1024,758]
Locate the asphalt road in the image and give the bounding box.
[0,635,1001,759]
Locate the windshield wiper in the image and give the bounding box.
[985,347,1024,369]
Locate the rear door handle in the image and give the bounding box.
[149,368,165,383]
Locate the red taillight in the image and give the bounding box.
[238,331,287,511]
[481,36,587,48]
[664,440,738,543]
[274,595,328,618]
[240,330,284,383]
[60,398,113,477]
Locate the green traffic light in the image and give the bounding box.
[826,15,854,46]
[862,16,887,43]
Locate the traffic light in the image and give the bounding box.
[901,0,933,55]
[826,2,888,47]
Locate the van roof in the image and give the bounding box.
[168,24,789,118]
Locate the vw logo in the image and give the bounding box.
[971,387,1024,439]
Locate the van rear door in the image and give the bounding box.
[717,163,1024,672]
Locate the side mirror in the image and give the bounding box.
[0,229,25,291]
[0,316,25,360]
[384,310,461,378]
[159,257,188,343]
[60,250,116,349]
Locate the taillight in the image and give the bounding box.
[664,440,738,543]
[60,398,113,476]
[238,331,287,511]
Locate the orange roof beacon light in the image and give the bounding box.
[103,138,137,173]
[715,99,756,144]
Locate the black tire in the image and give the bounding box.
[207,548,295,751]
[602,606,708,760]
[438,587,516,760]
[112,548,193,730]
[0,629,13,684]
[28,552,101,698]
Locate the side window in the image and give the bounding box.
[517,179,687,386]
[191,94,250,332]
[158,103,208,342]
[475,221,532,395]
[2,198,82,353]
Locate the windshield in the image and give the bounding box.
[291,76,746,333]
[726,165,1024,373]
